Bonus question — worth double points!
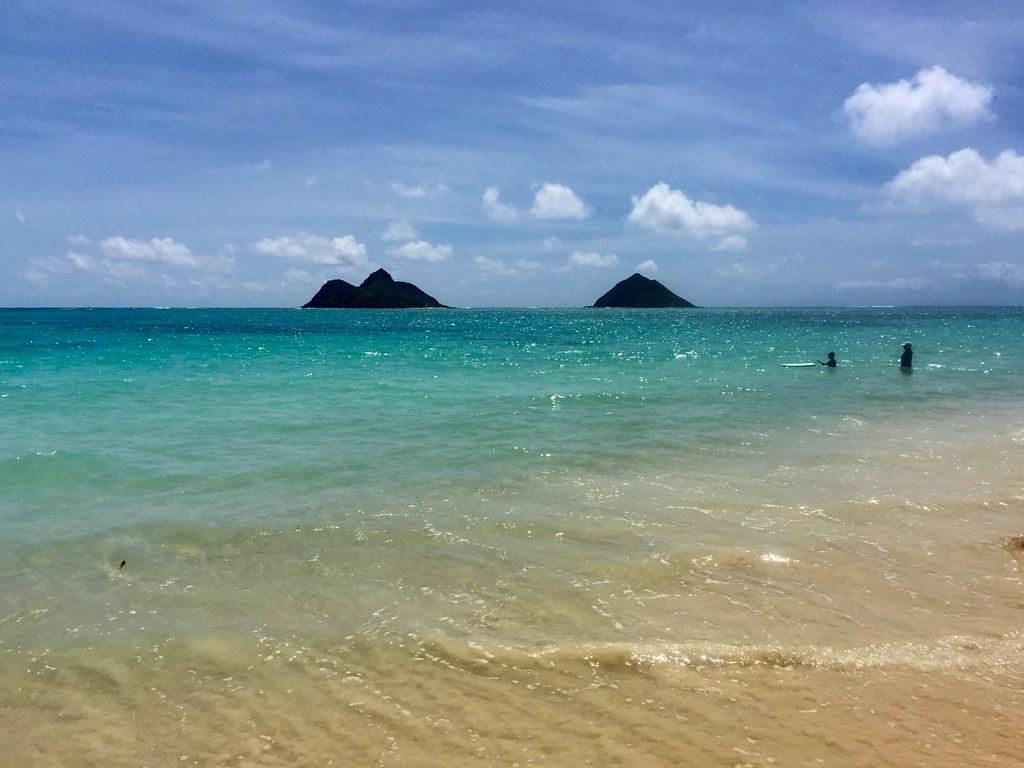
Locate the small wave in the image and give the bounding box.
[415,632,1024,676]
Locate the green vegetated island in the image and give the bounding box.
[303,269,696,308]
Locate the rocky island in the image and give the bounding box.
[303,268,447,308]
[592,273,696,308]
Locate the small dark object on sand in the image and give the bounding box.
[1007,536,1024,552]
[120,560,126,569]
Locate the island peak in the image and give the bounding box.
[303,269,446,308]
[360,268,394,287]
[592,273,696,308]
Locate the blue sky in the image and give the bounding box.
[2,1,1022,306]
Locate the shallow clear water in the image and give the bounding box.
[2,307,1023,766]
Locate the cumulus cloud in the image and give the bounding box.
[57,248,163,283]
[392,182,447,199]
[636,259,658,274]
[712,235,749,252]
[13,210,26,223]
[381,221,418,241]
[628,182,754,238]
[843,66,993,145]
[251,233,369,267]
[568,250,618,268]
[886,148,1024,231]
[483,185,588,222]
[100,236,200,267]
[66,250,96,271]
[531,183,588,219]
[388,240,452,262]
[482,187,520,223]
[541,236,560,251]
[33,235,235,286]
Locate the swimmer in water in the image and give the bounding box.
[900,342,912,368]
[817,351,837,367]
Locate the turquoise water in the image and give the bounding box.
[3,306,1020,546]
[2,307,1023,766]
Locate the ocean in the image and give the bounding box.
[2,307,1022,766]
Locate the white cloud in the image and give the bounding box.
[473,255,518,276]
[392,182,447,199]
[628,182,754,238]
[531,183,588,219]
[888,149,1024,205]
[61,248,154,283]
[569,250,618,268]
[251,233,369,267]
[13,210,25,223]
[483,185,588,223]
[712,235,749,252]
[541,236,560,252]
[100,236,200,267]
[393,183,425,198]
[843,66,993,145]
[304,176,318,188]
[886,148,1024,231]
[976,262,1024,287]
[381,221,418,241]
[636,259,658,274]
[44,236,237,285]
[482,187,520,223]
[66,250,95,271]
[388,240,452,262]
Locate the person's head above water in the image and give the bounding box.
[827,352,835,359]
[900,341,913,368]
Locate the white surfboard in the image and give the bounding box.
[780,362,817,368]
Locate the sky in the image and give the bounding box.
[1,0,1022,307]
